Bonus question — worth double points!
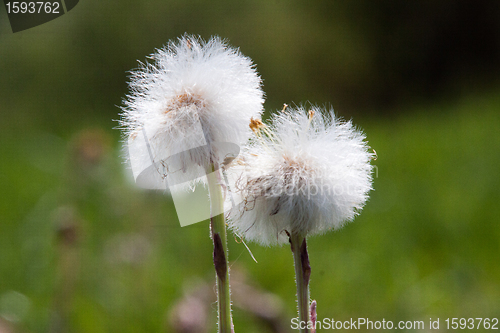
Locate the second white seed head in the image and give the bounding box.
[227,106,374,246]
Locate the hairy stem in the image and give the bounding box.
[207,165,233,333]
[290,233,311,333]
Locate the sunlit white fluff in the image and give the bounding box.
[120,35,264,186]
[227,106,374,246]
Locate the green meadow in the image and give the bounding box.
[2,91,499,332]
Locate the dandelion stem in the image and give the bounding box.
[207,164,233,333]
[290,233,311,333]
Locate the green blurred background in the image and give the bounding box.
[1,1,499,332]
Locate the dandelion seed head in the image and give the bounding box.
[119,35,264,187]
[228,106,374,246]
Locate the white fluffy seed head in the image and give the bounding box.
[119,35,264,186]
[227,106,374,246]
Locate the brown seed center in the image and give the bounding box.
[164,93,205,115]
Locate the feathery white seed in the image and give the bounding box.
[119,35,264,187]
[227,106,374,246]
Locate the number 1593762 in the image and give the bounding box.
[445,318,498,330]
[5,2,60,14]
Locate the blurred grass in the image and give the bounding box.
[1,89,499,332]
